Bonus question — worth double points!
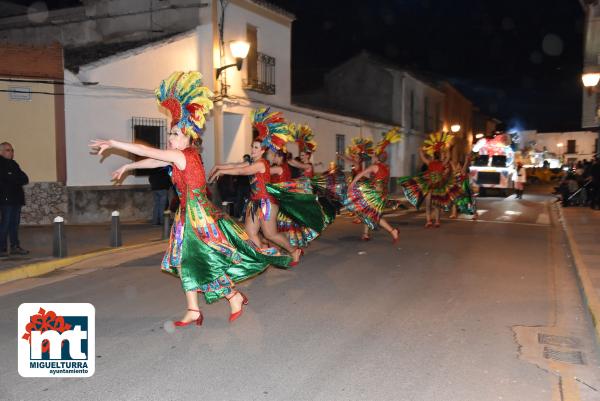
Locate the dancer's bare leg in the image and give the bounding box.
[425,193,433,225]
[379,217,399,240]
[260,204,301,262]
[434,206,440,225]
[362,224,370,239]
[244,208,265,248]
[179,290,201,323]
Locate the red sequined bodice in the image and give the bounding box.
[170,147,207,210]
[373,162,390,182]
[250,159,273,201]
[303,163,314,178]
[428,160,444,173]
[271,162,291,183]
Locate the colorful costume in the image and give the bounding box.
[399,132,456,209]
[345,161,392,229]
[250,111,327,248]
[451,171,476,215]
[344,128,402,229]
[157,72,291,303]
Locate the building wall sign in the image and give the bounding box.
[8,86,32,101]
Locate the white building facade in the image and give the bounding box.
[2,0,401,222]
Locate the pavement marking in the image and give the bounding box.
[536,213,550,225]
[411,214,548,227]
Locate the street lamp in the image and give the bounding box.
[451,124,461,133]
[216,40,251,79]
[475,133,484,139]
[582,73,600,93]
[582,70,600,157]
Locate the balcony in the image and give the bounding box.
[243,52,276,95]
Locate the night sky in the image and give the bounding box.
[5,0,586,132]
[270,0,585,132]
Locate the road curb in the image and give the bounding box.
[557,205,600,344]
[0,240,167,286]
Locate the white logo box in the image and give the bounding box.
[18,303,95,378]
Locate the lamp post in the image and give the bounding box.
[216,40,251,79]
[582,72,600,157]
[450,124,461,133]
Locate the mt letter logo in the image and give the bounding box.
[18,303,95,377]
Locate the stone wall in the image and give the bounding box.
[21,182,68,225]
[67,185,153,224]
[21,184,154,225]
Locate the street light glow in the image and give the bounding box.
[557,143,563,147]
[582,73,600,87]
[230,40,251,59]
[475,133,484,139]
[451,124,461,133]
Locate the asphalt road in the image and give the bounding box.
[1,190,599,401]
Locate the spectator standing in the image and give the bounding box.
[148,167,171,225]
[591,158,600,210]
[513,162,527,199]
[0,142,29,256]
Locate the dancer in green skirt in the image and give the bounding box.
[90,71,291,327]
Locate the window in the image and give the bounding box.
[336,134,345,169]
[410,90,415,130]
[243,24,276,94]
[567,139,576,154]
[131,117,167,176]
[246,25,258,83]
[595,138,598,154]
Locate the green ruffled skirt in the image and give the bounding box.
[267,179,329,247]
[161,189,292,303]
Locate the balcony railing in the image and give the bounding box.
[243,52,276,95]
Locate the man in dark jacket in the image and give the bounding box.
[148,167,171,225]
[0,142,29,256]
[590,157,600,210]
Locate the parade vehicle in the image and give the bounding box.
[469,134,515,196]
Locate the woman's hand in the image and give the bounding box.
[208,164,220,178]
[111,164,131,181]
[89,139,114,156]
[208,169,221,184]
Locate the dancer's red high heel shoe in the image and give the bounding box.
[174,309,203,327]
[227,291,249,323]
[289,248,303,267]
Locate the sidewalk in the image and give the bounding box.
[0,222,164,271]
[559,206,600,342]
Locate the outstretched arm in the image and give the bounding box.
[111,158,170,181]
[209,162,264,183]
[461,155,472,174]
[442,150,451,165]
[288,158,312,170]
[270,166,283,176]
[89,139,186,169]
[350,164,378,187]
[208,161,250,177]
[419,148,430,165]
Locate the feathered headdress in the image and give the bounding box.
[251,107,290,152]
[375,127,403,155]
[289,123,317,153]
[155,71,214,140]
[423,132,453,157]
[346,137,374,161]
